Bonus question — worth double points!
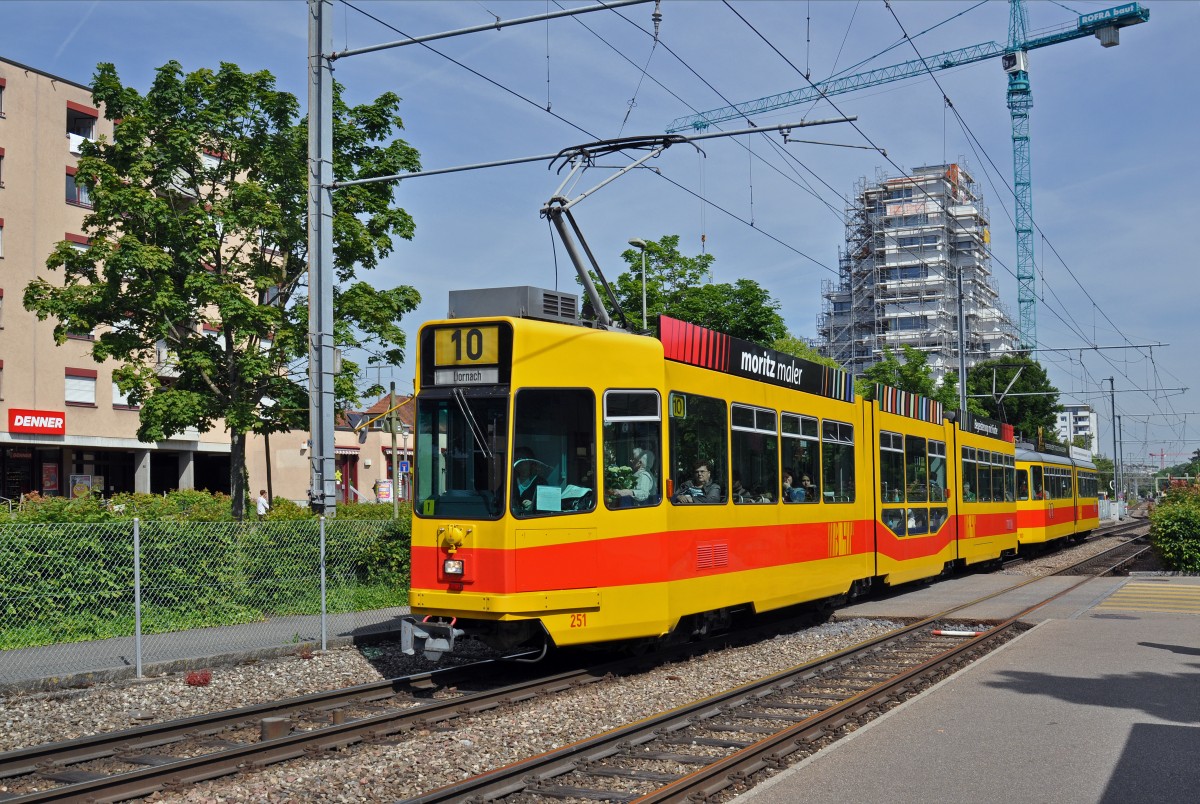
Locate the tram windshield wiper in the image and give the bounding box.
[452,387,493,461]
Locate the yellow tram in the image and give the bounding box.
[401,288,1023,660]
[1015,442,1100,546]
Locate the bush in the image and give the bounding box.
[0,491,414,649]
[1149,484,1200,572]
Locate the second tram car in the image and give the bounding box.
[1015,442,1100,546]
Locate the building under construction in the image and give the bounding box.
[818,163,1018,384]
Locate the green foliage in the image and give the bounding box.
[855,346,963,411]
[1148,484,1200,571]
[773,335,840,369]
[591,235,787,346]
[965,355,1061,439]
[24,60,422,518]
[0,491,411,649]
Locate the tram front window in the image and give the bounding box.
[414,394,508,519]
[512,389,596,518]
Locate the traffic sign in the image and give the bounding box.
[399,460,410,474]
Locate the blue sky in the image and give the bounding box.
[3,0,1197,468]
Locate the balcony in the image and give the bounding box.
[68,132,94,155]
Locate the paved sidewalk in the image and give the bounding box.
[0,606,410,692]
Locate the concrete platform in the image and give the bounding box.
[737,576,1200,804]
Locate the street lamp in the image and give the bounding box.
[628,238,648,330]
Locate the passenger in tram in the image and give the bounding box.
[610,449,657,505]
[782,470,797,501]
[782,469,806,502]
[673,460,722,504]
[512,446,547,513]
[798,473,817,502]
[730,471,751,503]
[963,482,976,502]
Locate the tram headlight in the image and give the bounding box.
[443,558,465,576]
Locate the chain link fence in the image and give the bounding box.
[0,518,409,687]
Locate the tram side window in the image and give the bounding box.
[822,420,855,502]
[782,413,820,503]
[1056,469,1071,500]
[731,404,778,503]
[991,452,1005,503]
[669,391,728,504]
[1031,465,1044,500]
[414,393,508,519]
[905,435,928,502]
[879,431,905,503]
[512,389,596,518]
[603,390,662,509]
[1005,456,1015,502]
[961,447,977,502]
[929,441,948,502]
[1017,469,1030,501]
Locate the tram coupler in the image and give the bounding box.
[400,616,465,662]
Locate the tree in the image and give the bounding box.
[855,346,963,411]
[772,335,840,369]
[597,236,787,346]
[965,355,1061,441]
[24,61,421,518]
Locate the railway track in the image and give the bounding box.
[0,521,1156,803]
[405,534,1156,803]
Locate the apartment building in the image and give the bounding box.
[0,57,235,499]
[1,57,414,506]
[1056,403,1099,455]
[818,163,1018,384]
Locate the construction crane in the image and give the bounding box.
[667,1,1149,350]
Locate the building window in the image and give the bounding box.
[0,146,5,188]
[0,78,6,117]
[67,101,98,153]
[113,382,137,409]
[65,369,98,406]
[66,168,92,207]
[0,218,4,258]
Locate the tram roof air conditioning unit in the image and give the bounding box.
[449,286,580,325]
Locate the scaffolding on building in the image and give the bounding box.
[818,162,1018,385]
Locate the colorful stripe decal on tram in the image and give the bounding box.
[875,384,943,424]
[659,315,855,402]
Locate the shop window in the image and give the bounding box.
[603,390,662,510]
[65,368,97,406]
